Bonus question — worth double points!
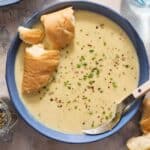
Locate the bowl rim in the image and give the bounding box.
[6,0,149,144]
[0,0,20,7]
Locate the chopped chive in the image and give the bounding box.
[109,112,112,118]
[92,68,100,76]
[96,70,100,76]
[104,42,106,46]
[88,73,93,78]
[105,116,109,120]
[67,101,71,104]
[103,111,106,115]
[77,82,81,86]
[80,56,85,62]
[89,111,93,115]
[64,80,69,86]
[83,73,89,80]
[112,82,117,88]
[83,75,87,80]
[83,63,87,67]
[64,81,72,89]
[76,64,81,68]
[91,121,95,127]
[89,80,95,85]
[92,57,96,60]
[89,49,94,53]
[74,106,78,109]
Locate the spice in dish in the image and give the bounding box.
[15,10,139,134]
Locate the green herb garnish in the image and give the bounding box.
[74,106,78,109]
[64,80,72,89]
[83,74,88,80]
[105,116,109,120]
[104,42,106,46]
[88,73,93,78]
[80,56,85,62]
[83,63,87,67]
[92,68,100,76]
[76,64,81,68]
[89,49,94,53]
[89,80,95,85]
[91,121,95,127]
[89,111,93,115]
[92,57,96,60]
[112,82,117,88]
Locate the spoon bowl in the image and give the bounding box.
[83,80,150,135]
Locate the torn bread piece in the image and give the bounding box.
[140,98,150,134]
[126,97,150,150]
[41,7,75,49]
[18,26,44,44]
[22,44,60,94]
[127,134,150,150]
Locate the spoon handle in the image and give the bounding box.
[132,80,150,99]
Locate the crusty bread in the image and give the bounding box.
[126,97,150,150]
[41,7,75,49]
[18,26,44,44]
[140,98,150,134]
[127,134,150,150]
[22,44,60,94]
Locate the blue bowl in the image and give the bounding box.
[0,0,20,7]
[6,0,149,143]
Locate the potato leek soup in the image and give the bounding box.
[15,10,139,134]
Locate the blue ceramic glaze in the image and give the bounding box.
[0,0,20,7]
[6,0,149,143]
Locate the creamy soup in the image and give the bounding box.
[15,10,139,134]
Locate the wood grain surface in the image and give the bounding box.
[0,0,142,149]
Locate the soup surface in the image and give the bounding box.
[15,10,139,134]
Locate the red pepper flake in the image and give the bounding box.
[82,122,85,125]
[100,23,105,28]
[57,104,62,108]
[87,44,92,47]
[87,86,94,92]
[96,26,99,29]
[49,98,53,102]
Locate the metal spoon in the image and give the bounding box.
[82,80,150,135]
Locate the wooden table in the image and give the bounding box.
[0,0,142,149]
